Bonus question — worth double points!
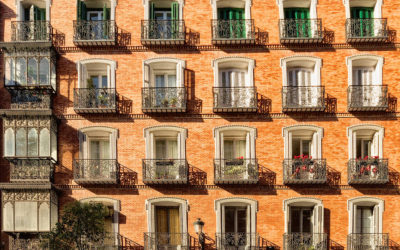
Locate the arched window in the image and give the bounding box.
[16,128,27,156]
[39,58,50,85]
[77,59,116,89]
[347,197,384,235]
[28,128,38,156]
[40,128,50,156]
[4,128,15,157]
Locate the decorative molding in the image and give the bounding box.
[213,125,257,138]
[283,197,322,211]
[346,54,384,66]
[214,197,258,211]
[347,196,384,234]
[143,57,186,68]
[212,56,255,68]
[280,55,322,67]
[346,124,385,137]
[79,126,118,135]
[282,124,324,137]
[143,125,187,137]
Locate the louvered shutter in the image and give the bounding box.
[313,204,324,234]
[311,132,318,159]
[288,132,293,159]
[109,130,117,160]
[371,132,379,157]
[373,205,379,234]
[78,131,87,159]
[352,131,357,159]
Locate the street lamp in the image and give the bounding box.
[193,218,205,250]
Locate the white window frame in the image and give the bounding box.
[143,58,186,88]
[213,57,255,88]
[78,126,118,160]
[346,54,384,86]
[347,197,384,234]
[347,124,384,159]
[210,0,252,19]
[77,59,117,89]
[144,126,187,159]
[282,125,323,160]
[280,56,322,87]
[343,0,382,19]
[143,0,184,20]
[87,10,103,21]
[283,197,324,234]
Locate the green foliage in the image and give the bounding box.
[41,201,107,250]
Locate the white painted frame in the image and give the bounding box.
[347,196,384,234]
[77,58,117,89]
[143,0,184,20]
[346,54,384,86]
[212,57,255,88]
[343,0,382,19]
[16,0,52,21]
[143,58,186,88]
[282,125,323,159]
[276,0,318,19]
[210,0,252,19]
[144,125,187,159]
[78,126,118,160]
[280,55,322,87]
[347,124,384,159]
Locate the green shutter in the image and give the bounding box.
[284,8,310,38]
[150,2,155,20]
[39,9,46,21]
[77,0,81,20]
[171,2,179,20]
[81,1,87,20]
[34,6,39,21]
[106,8,111,20]
[351,7,374,37]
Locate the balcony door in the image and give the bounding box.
[355,206,377,248]
[87,11,104,40]
[155,138,179,179]
[23,5,46,40]
[88,138,111,179]
[149,2,179,39]
[351,7,374,37]
[284,8,310,38]
[352,67,379,107]
[156,206,182,248]
[223,136,251,180]
[154,72,177,107]
[290,207,313,234]
[220,69,248,107]
[217,8,245,38]
[223,206,249,249]
[288,68,318,107]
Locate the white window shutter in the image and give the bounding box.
[311,132,318,159]
[288,132,292,159]
[372,132,379,158]
[313,204,324,234]
[176,63,184,88]
[353,204,359,233]
[78,131,87,159]
[373,205,380,234]
[220,133,224,159]
[221,205,226,234]
[245,132,251,159]
[246,205,251,233]
[352,131,357,159]
[143,63,150,87]
[287,206,291,233]
[177,133,183,159]
[107,65,111,88]
[109,131,117,160]
[149,132,154,159]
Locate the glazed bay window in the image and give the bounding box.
[73,0,117,45]
[142,58,186,112]
[74,127,118,184]
[283,125,326,184]
[214,126,258,184]
[74,59,117,113]
[347,55,388,111]
[143,126,188,184]
[141,0,185,45]
[347,125,388,184]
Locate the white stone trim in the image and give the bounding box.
[145,197,189,234]
[212,57,255,87]
[343,0,382,19]
[347,196,384,234]
[143,0,184,20]
[210,0,252,19]
[80,126,119,135]
[144,126,187,159]
[280,55,322,87]
[78,126,118,160]
[143,58,186,88]
[276,0,318,19]
[347,124,384,159]
[76,58,117,89]
[282,125,323,159]
[346,54,384,86]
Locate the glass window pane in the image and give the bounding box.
[38,202,50,231]
[15,202,38,231]
[16,58,27,86]
[236,140,246,158]
[302,209,312,233]
[224,207,235,233]
[302,140,311,156]
[100,140,110,159]
[4,128,15,157]
[292,138,301,158]
[5,58,15,86]
[91,76,99,88]
[101,76,108,88]
[90,141,100,159]
[28,128,38,156]
[39,128,50,156]
[39,58,49,85]
[290,209,301,233]
[51,61,56,89]
[224,140,234,159]
[16,128,27,156]
[167,75,176,87]
[156,139,166,159]
[156,75,165,88]
[167,139,178,159]
[28,58,38,85]
[356,139,362,158]
[237,208,247,233]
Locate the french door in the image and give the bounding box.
[352,67,379,107]
[156,206,181,248]
[356,206,376,248]
[351,7,374,37]
[220,69,248,107]
[155,138,179,179]
[217,8,246,39]
[223,206,249,249]
[290,207,313,234]
[287,68,316,106]
[88,139,111,179]
[87,11,104,39]
[154,73,177,107]
[284,8,311,38]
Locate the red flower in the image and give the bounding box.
[302,166,307,171]
[360,167,365,174]
[364,156,369,160]
[295,167,300,173]
[373,156,379,159]
[372,168,378,173]
[366,166,371,171]
[309,168,314,173]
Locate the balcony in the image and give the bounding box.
[73,159,119,185]
[216,233,259,250]
[10,21,52,43]
[144,233,189,250]
[214,158,258,184]
[279,19,323,44]
[74,88,117,113]
[282,86,325,112]
[283,233,328,250]
[211,19,256,45]
[348,158,389,184]
[142,159,188,184]
[347,85,388,111]
[283,158,327,184]
[213,87,257,112]
[346,18,388,43]
[9,89,52,110]
[142,87,187,113]
[9,159,54,183]
[73,20,116,46]
[347,233,389,250]
[141,20,185,45]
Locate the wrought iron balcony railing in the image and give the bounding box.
[347,233,389,250]
[283,158,327,184]
[214,158,258,184]
[213,87,257,112]
[348,158,389,184]
[283,233,328,250]
[144,233,189,250]
[142,159,188,184]
[282,86,325,112]
[84,233,121,249]
[74,88,117,113]
[141,20,186,45]
[73,159,119,185]
[346,18,388,42]
[211,19,256,44]
[11,21,52,42]
[9,159,54,182]
[9,89,53,110]
[142,87,187,113]
[216,233,259,250]
[347,85,388,111]
[279,19,323,43]
[73,20,116,45]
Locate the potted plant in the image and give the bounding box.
[86,78,96,107]
[162,98,169,107]
[98,93,109,108]
[170,97,178,107]
[226,156,244,166]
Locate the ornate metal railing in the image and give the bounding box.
[83,233,121,249]
[283,158,327,184]
[9,159,54,182]
[346,18,388,42]
[347,85,388,111]
[216,233,259,250]
[348,158,389,184]
[141,20,185,43]
[211,19,255,43]
[282,86,325,111]
[347,233,389,250]
[144,233,189,250]
[9,89,52,110]
[10,237,46,250]
[283,233,328,250]
[73,159,119,184]
[213,87,257,112]
[279,19,323,42]
[143,159,188,184]
[74,88,117,113]
[142,87,187,112]
[11,21,52,42]
[73,20,116,44]
[214,158,258,184]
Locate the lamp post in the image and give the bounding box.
[193,218,205,250]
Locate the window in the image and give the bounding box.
[78,127,118,160]
[347,124,384,159]
[155,138,178,159]
[144,126,186,160]
[224,206,248,234]
[283,125,323,160]
[357,206,374,233]
[155,206,181,245]
[143,58,185,88]
[214,125,256,160]
[211,0,251,20]
[76,0,113,21]
[348,197,384,235]
[213,57,254,88]
[77,59,116,89]
[344,0,382,19]
[290,207,313,233]
[277,0,317,19]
